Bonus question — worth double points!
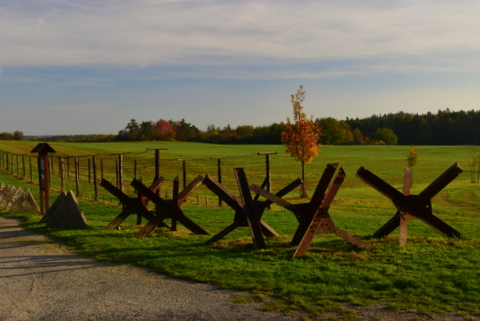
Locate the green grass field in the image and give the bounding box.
[1,141,479,320]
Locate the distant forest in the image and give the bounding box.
[6,109,480,145]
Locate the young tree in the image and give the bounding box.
[406,146,418,170]
[282,86,322,197]
[467,153,480,183]
[406,146,418,187]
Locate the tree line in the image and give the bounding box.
[4,108,480,145]
[0,131,25,141]
[113,108,480,145]
[345,109,480,145]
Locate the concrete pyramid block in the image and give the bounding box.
[40,192,67,223]
[0,184,10,204]
[0,186,17,209]
[0,184,6,201]
[4,187,23,211]
[45,191,89,229]
[9,189,40,213]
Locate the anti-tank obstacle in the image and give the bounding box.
[356,162,463,244]
[252,163,373,258]
[202,168,302,249]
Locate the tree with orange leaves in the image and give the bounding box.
[282,86,322,197]
[154,119,176,140]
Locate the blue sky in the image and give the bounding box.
[2,0,480,135]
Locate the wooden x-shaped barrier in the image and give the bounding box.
[356,162,463,245]
[131,176,209,238]
[203,168,302,249]
[101,177,165,230]
[251,163,373,258]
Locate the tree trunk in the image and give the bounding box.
[301,161,308,198]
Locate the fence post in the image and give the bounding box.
[258,151,277,193]
[29,156,33,182]
[110,153,129,192]
[60,157,65,192]
[93,155,98,201]
[176,158,191,190]
[50,155,54,175]
[22,155,26,177]
[147,148,168,195]
[75,157,80,196]
[118,154,123,192]
[211,157,226,206]
[16,154,20,176]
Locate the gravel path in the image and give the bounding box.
[0,216,298,321]
[1,216,477,321]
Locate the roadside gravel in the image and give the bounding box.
[1,216,476,321]
[0,216,297,321]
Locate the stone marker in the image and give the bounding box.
[45,191,89,229]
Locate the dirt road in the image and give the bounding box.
[0,216,297,321]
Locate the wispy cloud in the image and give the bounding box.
[2,0,480,76]
[2,1,480,135]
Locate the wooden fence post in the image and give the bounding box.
[50,155,54,175]
[60,157,65,192]
[93,155,98,201]
[176,158,191,189]
[210,157,226,206]
[147,148,168,196]
[118,154,123,192]
[75,157,80,196]
[6,153,10,173]
[258,152,277,194]
[15,154,19,176]
[22,155,26,177]
[29,156,33,182]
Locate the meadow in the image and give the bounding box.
[0,141,479,320]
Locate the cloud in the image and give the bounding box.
[2,0,480,76]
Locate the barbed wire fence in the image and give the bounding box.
[0,149,282,207]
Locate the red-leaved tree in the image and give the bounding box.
[282,86,322,197]
[154,119,176,140]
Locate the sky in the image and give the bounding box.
[2,0,480,136]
